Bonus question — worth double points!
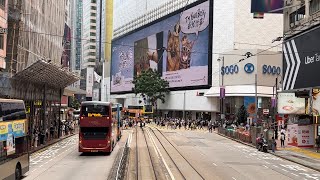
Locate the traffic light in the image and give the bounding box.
[143,105,153,113]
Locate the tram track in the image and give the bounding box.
[134,126,159,180]
[149,127,205,180]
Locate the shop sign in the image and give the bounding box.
[244,63,255,74]
[263,109,269,114]
[283,26,320,90]
[262,65,281,75]
[277,93,305,114]
[221,65,239,75]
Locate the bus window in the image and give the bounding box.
[0,102,26,121]
[81,104,109,117]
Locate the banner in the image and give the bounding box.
[111,0,212,93]
[297,125,314,147]
[12,120,26,137]
[0,122,9,141]
[287,124,298,146]
[277,93,305,114]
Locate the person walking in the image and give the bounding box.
[280,132,285,148]
[271,137,276,153]
[316,135,320,153]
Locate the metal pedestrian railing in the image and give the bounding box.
[115,139,130,180]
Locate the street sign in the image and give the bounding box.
[283,26,320,90]
[263,109,269,114]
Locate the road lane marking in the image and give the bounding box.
[273,165,279,168]
[232,177,237,180]
[263,165,268,169]
[265,161,270,164]
[212,163,217,166]
[291,173,299,177]
[281,169,288,172]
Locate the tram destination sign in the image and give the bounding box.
[283,26,320,90]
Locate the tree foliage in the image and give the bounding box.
[70,96,80,110]
[132,69,170,105]
[237,105,248,124]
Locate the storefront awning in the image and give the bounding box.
[12,60,79,89]
[205,85,275,97]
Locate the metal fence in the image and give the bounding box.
[115,139,130,180]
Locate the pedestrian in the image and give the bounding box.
[280,132,285,148]
[271,137,276,153]
[316,135,320,153]
[208,123,212,133]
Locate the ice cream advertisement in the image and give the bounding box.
[277,93,305,114]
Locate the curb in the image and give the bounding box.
[30,133,77,154]
[271,152,320,172]
[216,132,320,172]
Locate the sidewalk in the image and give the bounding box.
[273,146,320,172]
[216,129,320,172]
[30,131,78,154]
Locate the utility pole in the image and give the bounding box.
[255,74,258,125]
[98,0,103,101]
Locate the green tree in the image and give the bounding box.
[237,105,248,124]
[132,69,170,115]
[70,96,80,110]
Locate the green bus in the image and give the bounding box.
[0,99,29,180]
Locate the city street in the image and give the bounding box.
[128,126,320,180]
[23,131,129,180]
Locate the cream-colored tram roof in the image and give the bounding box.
[0,98,24,103]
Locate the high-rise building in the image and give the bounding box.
[0,0,8,70]
[71,0,83,89]
[81,0,98,99]
[6,0,65,74]
[111,0,283,121]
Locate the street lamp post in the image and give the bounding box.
[218,57,224,126]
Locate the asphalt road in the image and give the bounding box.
[147,126,320,180]
[23,132,127,180]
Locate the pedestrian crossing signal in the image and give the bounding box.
[143,105,153,114]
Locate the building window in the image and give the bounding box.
[91,6,96,10]
[0,34,4,50]
[289,6,305,25]
[90,19,96,23]
[91,13,96,16]
[91,0,96,3]
[90,32,96,36]
[90,26,96,30]
[0,0,5,10]
[310,0,320,15]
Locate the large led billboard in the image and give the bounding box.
[251,0,284,13]
[111,0,213,93]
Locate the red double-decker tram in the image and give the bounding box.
[79,101,118,153]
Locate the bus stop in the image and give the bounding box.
[10,60,79,146]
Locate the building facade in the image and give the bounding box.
[0,0,7,70]
[81,0,97,99]
[111,0,283,121]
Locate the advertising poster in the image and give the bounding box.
[244,97,256,117]
[312,89,320,116]
[0,122,8,141]
[7,123,15,155]
[287,124,298,146]
[12,120,25,137]
[277,93,305,114]
[86,67,94,97]
[251,0,284,13]
[297,125,314,147]
[111,0,211,93]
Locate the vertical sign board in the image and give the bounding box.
[283,26,320,90]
